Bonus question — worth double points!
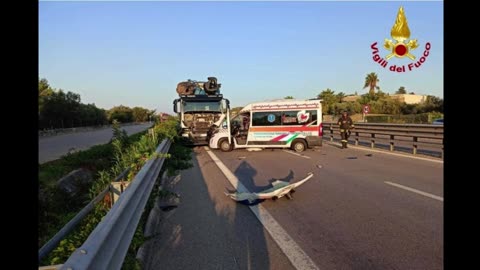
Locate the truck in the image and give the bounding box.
[173,77,231,145]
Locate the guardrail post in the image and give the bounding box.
[371,134,375,148]
[390,135,394,151]
[38,167,132,263]
[413,137,418,155]
[109,186,115,208]
[59,140,171,270]
[330,125,334,142]
[355,132,359,146]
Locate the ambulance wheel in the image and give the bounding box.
[291,139,306,152]
[219,138,233,152]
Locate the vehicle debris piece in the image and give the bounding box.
[225,172,314,204]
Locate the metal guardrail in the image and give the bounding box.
[38,168,131,262]
[323,122,444,158]
[45,139,171,270]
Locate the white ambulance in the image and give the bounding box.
[208,99,323,152]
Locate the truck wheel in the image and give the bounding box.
[218,138,233,152]
[291,139,306,152]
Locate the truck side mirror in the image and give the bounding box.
[173,100,178,113]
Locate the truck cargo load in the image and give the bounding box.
[173,77,230,145]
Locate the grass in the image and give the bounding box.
[39,131,146,189]
[38,129,148,249]
[39,118,193,267]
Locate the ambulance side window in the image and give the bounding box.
[307,110,318,125]
[252,112,281,126]
[281,111,299,125]
[281,110,318,125]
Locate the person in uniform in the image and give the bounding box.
[337,110,355,149]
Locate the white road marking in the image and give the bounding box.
[282,150,311,159]
[204,147,319,270]
[324,141,443,164]
[384,181,444,202]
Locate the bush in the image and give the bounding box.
[365,112,442,124]
[40,117,193,267]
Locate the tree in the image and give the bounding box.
[375,90,388,100]
[148,109,157,122]
[336,92,346,102]
[132,107,149,122]
[40,89,82,128]
[317,89,337,114]
[284,96,294,99]
[400,103,418,114]
[363,72,380,96]
[422,95,443,113]
[39,78,54,113]
[39,78,51,94]
[107,105,134,123]
[396,86,407,94]
[38,78,113,129]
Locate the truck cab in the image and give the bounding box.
[173,81,230,145]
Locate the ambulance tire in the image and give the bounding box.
[291,139,306,152]
[218,138,233,152]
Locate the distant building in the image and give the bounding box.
[390,94,427,104]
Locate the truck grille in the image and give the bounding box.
[194,122,210,129]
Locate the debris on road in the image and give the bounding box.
[225,172,314,204]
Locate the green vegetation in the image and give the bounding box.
[363,72,380,97]
[122,130,193,270]
[39,127,147,259]
[107,105,156,124]
[396,86,407,94]
[365,112,443,124]
[39,117,193,268]
[318,72,443,123]
[39,78,157,129]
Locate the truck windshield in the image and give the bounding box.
[184,101,222,112]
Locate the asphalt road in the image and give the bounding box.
[38,123,152,164]
[147,144,443,270]
[146,147,295,270]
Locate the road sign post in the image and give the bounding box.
[362,105,370,122]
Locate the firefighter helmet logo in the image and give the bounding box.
[370,6,431,73]
[383,6,419,60]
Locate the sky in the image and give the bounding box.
[39,1,443,113]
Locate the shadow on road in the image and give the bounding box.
[144,148,279,270]
[228,160,295,205]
